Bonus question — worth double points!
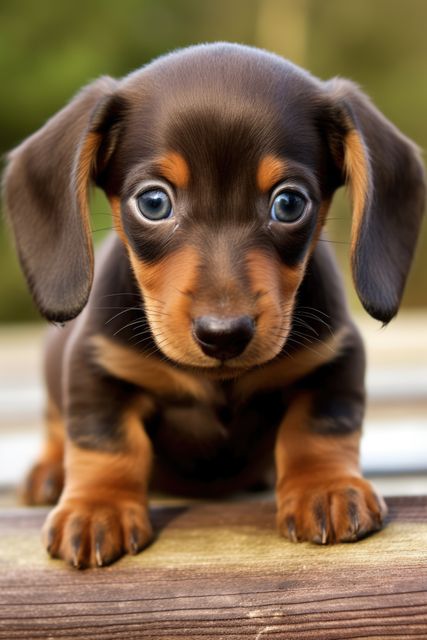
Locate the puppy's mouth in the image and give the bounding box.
[143,296,293,372]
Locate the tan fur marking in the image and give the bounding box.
[235,327,348,402]
[274,393,387,544]
[75,132,101,212]
[243,249,293,365]
[21,397,65,505]
[63,402,152,500]
[275,392,361,479]
[156,151,190,189]
[274,391,387,544]
[75,131,101,270]
[91,334,214,402]
[128,246,209,366]
[108,195,127,244]
[246,249,285,305]
[129,245,198,299]
[344,129,370,251]
[279,262,306,298]
[45,397,65,449]
[257,155,287,192]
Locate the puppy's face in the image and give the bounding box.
[4,44,425,363]
[104,50,339,372]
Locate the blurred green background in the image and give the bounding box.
[1,0,426,323]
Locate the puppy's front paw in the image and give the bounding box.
[277,474,387,544]
[43,496,153,568]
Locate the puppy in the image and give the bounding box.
[3,43,425,568]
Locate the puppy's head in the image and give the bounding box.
[4,44,425,373]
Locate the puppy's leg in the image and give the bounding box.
[275,328,387,544]
[22,323,72,505]
[42,348,153,568]
[22,398,65,505]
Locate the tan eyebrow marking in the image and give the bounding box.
[257,155,287,192]
[156,151,190,189]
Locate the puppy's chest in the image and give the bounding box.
[144,385,287,479]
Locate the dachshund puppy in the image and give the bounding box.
[3,43,425,568]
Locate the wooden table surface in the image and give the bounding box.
[0,497,426,639]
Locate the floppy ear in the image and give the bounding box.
[2,76,119,322]
[325,78,425,323]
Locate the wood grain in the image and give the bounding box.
[0,497,426,639]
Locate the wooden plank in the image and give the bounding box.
[0,497,426,639]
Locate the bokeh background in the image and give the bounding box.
[1,0,426,321]
[0,0,426,498]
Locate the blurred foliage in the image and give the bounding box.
[0,0,426,322]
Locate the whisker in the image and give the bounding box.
[290,330,318,345]
[136,335,171,356]
[100,293,141,299]
[283,336,326,358]
[290,327,328,347]
[292,317,319,337]
[130,331,155,345]
[113,318,146,336]
[297,306,330,318]
[318,238,350,245]
[297,311,333,335]
[105,307,145,324]
[99,291,167,308]
[95,306,136,310]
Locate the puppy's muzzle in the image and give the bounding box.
[192,315,255,360]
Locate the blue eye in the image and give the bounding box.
[136,189,173,221]
[271,190,307,223]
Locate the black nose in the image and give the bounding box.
[193,315,255,360]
